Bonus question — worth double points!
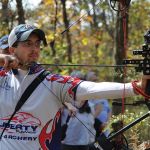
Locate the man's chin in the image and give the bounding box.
[18,59,38,70]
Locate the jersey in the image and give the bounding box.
[0,65,81,150]
[0,64,135,150]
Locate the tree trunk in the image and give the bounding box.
[61,0,72,63]
[50,0,58,57]
[16,0,25,24]
[91,0,98,28]
[1,0,9,34]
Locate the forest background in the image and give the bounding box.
[0,0,150,148]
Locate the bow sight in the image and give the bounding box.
[123,30,150,75]
[123,29,150,109]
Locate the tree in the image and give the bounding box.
[16,0,25,24]
[0,0,9,35]
[49,0,58,57]
[61,0,72,63]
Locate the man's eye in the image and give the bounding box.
[36,41,41,46]
[25,42,32,46]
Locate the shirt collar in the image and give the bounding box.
[12,62,44,75]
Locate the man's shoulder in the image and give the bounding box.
[45,73,80,83]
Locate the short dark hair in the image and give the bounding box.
[79,101,91,114]
[12,42,18,48]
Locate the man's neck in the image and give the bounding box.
[16,62,43,75]
[19,61,32,70]
[19,66,29,70]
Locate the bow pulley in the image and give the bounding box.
[109,0,131,11]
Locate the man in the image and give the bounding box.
[0,24,147,150]
[0,35,9,54]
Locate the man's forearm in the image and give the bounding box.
[76,81,135,101]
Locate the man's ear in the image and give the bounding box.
[9,47,15,55]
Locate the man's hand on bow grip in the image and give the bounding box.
[142,75,150,92]
[0,54,19,71]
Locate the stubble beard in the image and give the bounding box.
[15,52,38,70]
[19,60,38,70]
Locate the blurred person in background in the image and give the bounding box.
[70,70,85,80]
[0,35,9,70]
[61,101,95,150]
[61,71,96,150]
[0,35,9,54]
[85,71,111,137]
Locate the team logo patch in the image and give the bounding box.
[46,74,81,99]
[0,112,41,134]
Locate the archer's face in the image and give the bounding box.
[11,33,41,67]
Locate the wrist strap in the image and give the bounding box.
[132,80,150,99]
